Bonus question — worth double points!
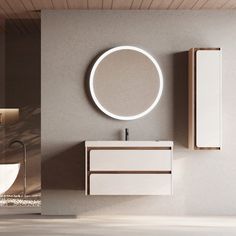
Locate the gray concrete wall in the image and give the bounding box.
[41,10,236,216]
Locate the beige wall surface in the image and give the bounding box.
[41,10,236,216]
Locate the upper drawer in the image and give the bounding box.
[89,150,172,171]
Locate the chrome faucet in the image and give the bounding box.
[125,128,129,141]
[8,140,27,197]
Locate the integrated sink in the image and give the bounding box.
[85,140,173,147]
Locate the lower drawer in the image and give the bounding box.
[89,174,172,195]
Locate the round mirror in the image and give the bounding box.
[89,46,163,120]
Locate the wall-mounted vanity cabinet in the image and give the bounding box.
[85,141,173,195]
[188,48,222,150]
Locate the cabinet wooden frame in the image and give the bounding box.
[188,48,222,150]
[85,142,173,195]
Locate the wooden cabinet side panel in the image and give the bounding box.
[188,48,195,150]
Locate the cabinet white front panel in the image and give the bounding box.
[196,50,222,148]
[89,150,171,171]
[89,174,172,195]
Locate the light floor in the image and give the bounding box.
[0,210,236,236]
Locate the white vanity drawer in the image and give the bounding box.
[89,150,171,171]
[89,174,172,195]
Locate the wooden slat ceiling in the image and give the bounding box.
[0,0,236,33]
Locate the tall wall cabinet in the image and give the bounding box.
[188,48,222,150]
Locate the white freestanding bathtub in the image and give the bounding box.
[0,163,20,195]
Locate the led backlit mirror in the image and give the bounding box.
[89,46,163,120]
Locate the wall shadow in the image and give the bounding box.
[42,142,85,190]
[5,19,40,34]
[173,52,188,148]
[84,48,114,121]
[5,20,40,107]
[2,19,41,196]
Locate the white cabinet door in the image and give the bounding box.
[89,174,172,195]
[89,150,171,171]
[196,50,222,148]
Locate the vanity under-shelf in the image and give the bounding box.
[85,141,173,196]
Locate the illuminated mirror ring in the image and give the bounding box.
[89,46,163,120]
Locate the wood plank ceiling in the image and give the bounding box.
[0,0,236,32]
